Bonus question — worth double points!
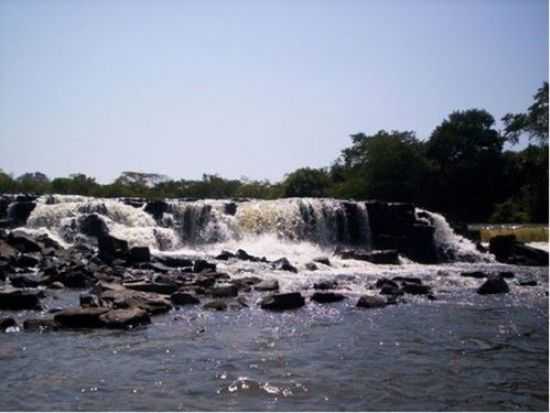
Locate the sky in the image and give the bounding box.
[0,0,548,184]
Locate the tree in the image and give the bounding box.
[331,130,430,202]
[426,109,505,221]
[282,167,331,198]
[16,172,50,193]
[502,81,548,145]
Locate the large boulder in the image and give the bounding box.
[98,234,128,263]
[0,288,42,310]
[127,246,151,264]
[171,292,200,306]
[98,288,172,315]
[7,233,42,253]
[489,235,548,266]
[260,292,305,311]
[9,201,36,225]
[79,214,109,238]
[271,258,298,273]
[477,275,510,295]
[144,200,169,221]
[311,292,346,303]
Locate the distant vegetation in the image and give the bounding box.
[1,82,548,224]
[479,225,549,243]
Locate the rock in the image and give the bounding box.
[54,307,109,328]
[0,317,17,330]
[79,214,109,238]
[499,271,515,279]
[123,281,178,295]
[477,275,510,295]
[255,279,279,292]
[15,253,41,268]
[0,240,17,260]
[235,249,266,262]
[232,276,262,286]
[155,255,193,268]
[313,280,338,290]
[98,234,128,264]
[171,292,200,306]
[23,318,58,331]
[203,300,228,311]
[339,249,400,265]
[127,247,151,264]
[10,274,44,288]
[356,295,387,309]
[517,277,538,287]
[392,276,422,284]
[9,201,36,225]
[313,257,331,266]
[461,271,487,279]
[99,288,172,315]
[305,262,318,271]
[311,292,345,303]
[209,284,239,298]
[193,260,216,273]
[260,292,305,311]
[271,258,298,273]
[144,200,169,221]
[49,281,65,289]
[7,233,42,253]
[402,282,431,295]
[489,235,517,261]
[99,308,151,329]
[379,285,403,296]
[0,288,42,310]
[57,270,94,288]
[80,294,99,308]
[224,202,237,215]
[216,250,235,260]
[375,278,399,289]
[489,235,549,266]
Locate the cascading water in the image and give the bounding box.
[22,195,490,264]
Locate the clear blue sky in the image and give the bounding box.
[0,0,548,184]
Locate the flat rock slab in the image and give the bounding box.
[54,307,109,328]
[99,308,151,329]
[260,292,305,311]
[311,292,346,303]
[171,292,200,306]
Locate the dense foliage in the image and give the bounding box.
[1,83,548,223]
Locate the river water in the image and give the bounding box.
[0,196,548,411]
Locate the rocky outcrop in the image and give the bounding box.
[98,234,128,264]
[489,235,548,266]
[79,214,109,238]
[365,201,437,263]
[144,200,169,221]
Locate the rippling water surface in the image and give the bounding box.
[1,263,547,411]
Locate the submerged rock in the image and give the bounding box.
[99,308,151,329]
[477,275,510,295]
[260,292,305,311]
[356,295,387,309]
[311,292,345,303]
[54,307,109,328]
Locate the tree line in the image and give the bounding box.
[1,82,547,224]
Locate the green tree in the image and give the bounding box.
[282,167,331,197]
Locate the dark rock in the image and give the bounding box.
[379,285,403,296]
[0,288,42,310]
[0,239,17,260]
[402,282,431,295]
[489,235,517,261]
[375,278,399,289]
[232,276,262,286]
[15,253,41,268]
[236,249,265,262]
[209,284,239,298]
[7,233,42,253]
[193,260,216,273]
[49,281,65,289]
[144,200,169,221]
[461,271,487,279]
[80,294,99,308]
[99,288,172,315]
[79,214,109,238]
[99,308,151,329]
[224,202,237,216]
[171,292,200,306]
[311,292,345,303]
[10,274,44,288]
[340,249,400,265]
[58,270,94,289]
[313,280,338,290]
[271,258,298,273]
[123,281,178,295]
[305,262,318,271]
[392,276,422,284]
[98,234,128,264]
[489,235,548,266]
[0,317,17,330]
[313,257,331,266]
[127,247,151,264]
[9,201,36,225]
[216,250,235,260]
[499,271,515,279]
[260,292,305,311]
[23,318,57,331]
[155,255,193,268]
[477,275,510,295]
[203,300,228,311]
[254,279,279,292]
[517,278,538,287]
[54,307,109,328]
[145,262,172,273]
[356,295,387,309]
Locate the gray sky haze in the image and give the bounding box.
[0,0,548,183]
